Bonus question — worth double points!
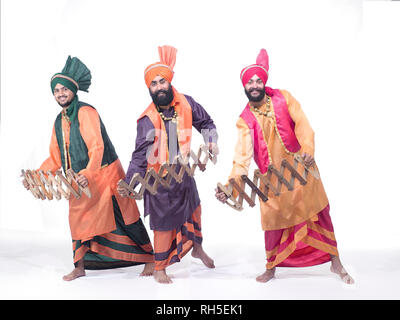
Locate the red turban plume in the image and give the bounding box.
[240,48,270,86]
[256,49,269,73]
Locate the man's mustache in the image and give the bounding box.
[249,88,264,93]
[156,90,168,95]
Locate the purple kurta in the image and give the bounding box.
[124,95,218,231]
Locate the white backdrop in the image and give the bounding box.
[1,0,400,299]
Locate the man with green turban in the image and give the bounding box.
[22,56,155,281]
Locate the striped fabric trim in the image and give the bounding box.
[73,242,89,262]
[144,63,172,77]
[307,221,336,242]
[72,196,154,270]
[266,225,306,261]
[73,233,154,265]
[240,64,269,81]
[73,221,154,269]
[100,232,153,252]
[265,211,339,269]
[154,233,195,271]
[90,242,154,263]
[51,74,79,89]
[153,205,202,271]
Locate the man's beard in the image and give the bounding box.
[245,87,265,102]
[150,84,174,106]
[57,96,74,108]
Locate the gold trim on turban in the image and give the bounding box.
[51,74,80,90]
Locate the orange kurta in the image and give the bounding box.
[228,90,329,231]
[39,106,140,241]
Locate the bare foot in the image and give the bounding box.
[140,262,155,277]
[256,268,275,283]
[191,244,215,268]
[63,267,85,281]
[330,255,354,284]
[154,269,173,284]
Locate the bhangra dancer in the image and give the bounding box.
[22,56,154,281]
[215,49,354,284]
[117,46,218,284]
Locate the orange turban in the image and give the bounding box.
[144,45,177,88]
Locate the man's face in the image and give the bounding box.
[53,83,75,108]
[149,75,174,106]
[244,74,265,102]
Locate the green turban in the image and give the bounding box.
[51,56,92,121]
[50,56,92,94]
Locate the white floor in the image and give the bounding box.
[1,228,399,300]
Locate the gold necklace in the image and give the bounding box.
[62,110,71,125]
[251,96,272,117]
[157,106,178,123]
[60,112,71,172]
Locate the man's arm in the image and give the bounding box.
[281,90,315,156]
[281,90,315,166]
[215,117,253,202]
[117,116,154,197]
[77,106,105,186]
[227,117,253,192]
[185,95,218,152]
[124,116,154,184]
[37,125,63,173]
[23,125,62,190]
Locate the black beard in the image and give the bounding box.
[149,84,174,106]
[245,88,265,102]
[57,96,74,108]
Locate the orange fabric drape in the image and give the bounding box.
[138,87,192,176]
[39,106,140,241]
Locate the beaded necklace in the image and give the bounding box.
[61,109,71,124]
[251,95,296,156]
[157,105,178,123]
[61,110,71,172]
[250,95,272,117]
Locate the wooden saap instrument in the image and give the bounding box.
[21,168,91,200]
[217,154,320,211]
[117,144,217,200]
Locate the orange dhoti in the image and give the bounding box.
[153,205,202,271]
[38,106,154,268]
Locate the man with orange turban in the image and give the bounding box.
[118,46,219,284]
[215,49,354,284]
